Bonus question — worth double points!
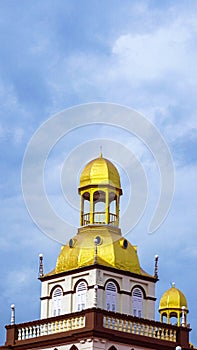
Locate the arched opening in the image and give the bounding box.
[76,281,87,311]
[131,287,143,317]
[106,281,117,312]
[109,191,117,225]
[94,190,106,223]
[81,192,90,225]
[161,313,167,323]
[52,287,63,317]
[170,312,178,325]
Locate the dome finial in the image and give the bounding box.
[10,304,15,325]
[99,145,103,158]
[39,253,44,277]
[154,255,159,279]
[171,281,175,288]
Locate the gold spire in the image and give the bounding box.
[99,145,103,158]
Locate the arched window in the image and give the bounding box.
[106,281,117,312]
[76,281,87,311]
[132,287,143,317]
[52,287,63,317]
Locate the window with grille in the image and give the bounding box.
[52,287,63,317]
[76,281,87,311]
[106,282,117,312]
[131,287,143,317]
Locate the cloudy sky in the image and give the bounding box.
[0,0,197,345]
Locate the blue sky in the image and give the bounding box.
[0,0,197,345]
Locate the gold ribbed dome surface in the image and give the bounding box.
[55,226,142,274]
[79,156,121,189]
[159,284,188,311]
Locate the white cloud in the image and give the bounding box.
[113,15,196,85]
[43,5,197,149]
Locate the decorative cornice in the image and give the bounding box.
[39,263,157,283]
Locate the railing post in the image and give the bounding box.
[5,325,18,346]
[90,192,94,224]
[80,196,84,226]
[86,309,104,331]
[177,326,190,348]
[105,191,109,224]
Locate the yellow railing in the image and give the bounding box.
[103,315,177,342]
[17,315,85,340]
[82,212,117,225]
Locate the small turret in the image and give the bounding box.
[159,282,188,326]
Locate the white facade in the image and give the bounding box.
[40,266,156,320]
[29,338,156,350]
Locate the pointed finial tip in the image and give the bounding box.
[172,282,175,287]
[99,145,103,158]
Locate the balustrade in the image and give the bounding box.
[82,212,117,225]
[7,309,182,346]
[17,316,85,340]
[103,315,177,342]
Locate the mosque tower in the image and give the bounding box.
[2,155,194,349]
[40,155,156,321]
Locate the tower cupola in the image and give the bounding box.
[159,282,188,326]
[78,154,122,227]
[55,155,144,275]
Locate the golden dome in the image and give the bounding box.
[159,283,188,312]
[79,155,121,190]
[55,226,143,275]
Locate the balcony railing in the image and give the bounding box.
[82,212,117,225]
[17,315,85,340]
[103,315,176,342]
[4,308,190,349]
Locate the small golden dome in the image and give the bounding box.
[55,226,142,274]
[79,156,121,189]
[159,283,188,312]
